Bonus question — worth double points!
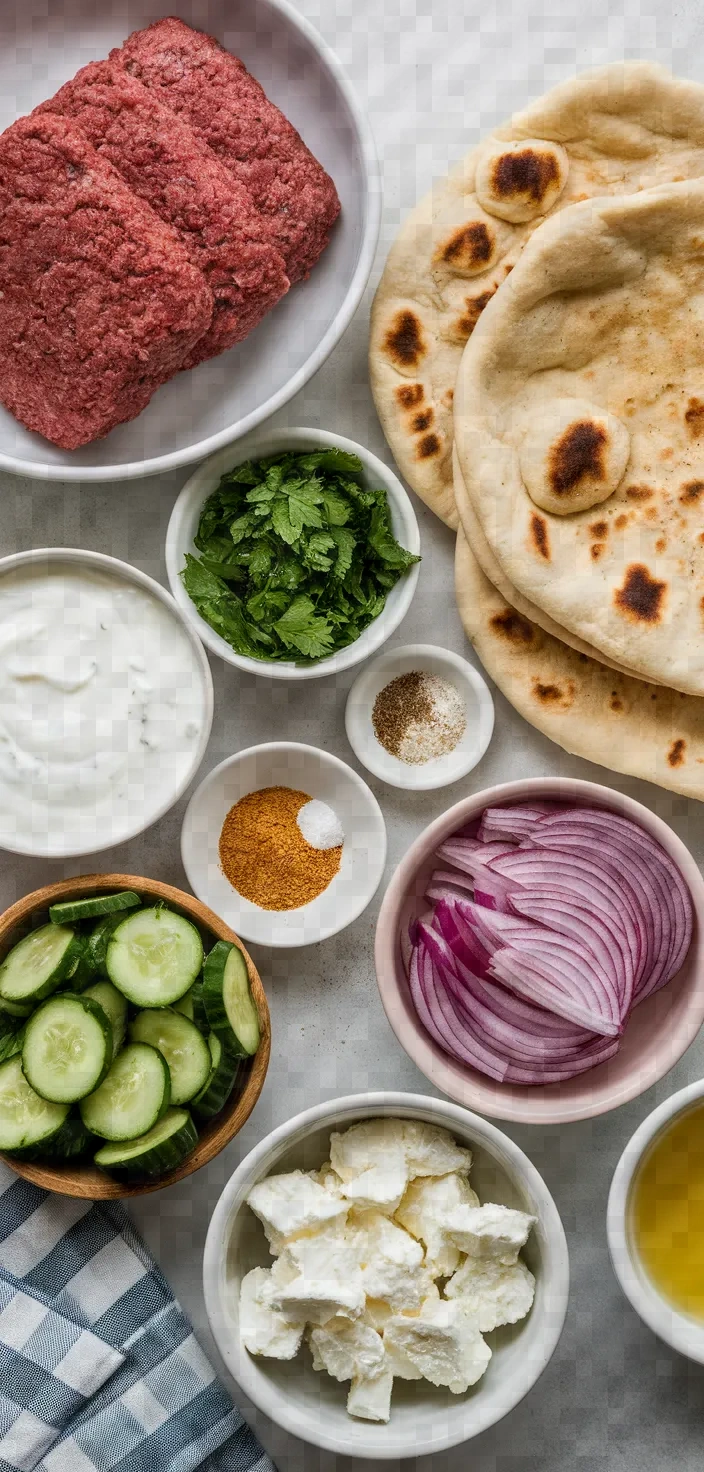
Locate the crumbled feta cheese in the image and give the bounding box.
[445,1203,536,1264]
[363,1297,394,1332]
[239,1268,305,1359]
[347,1368,394,1422]
[330,1119,408,1181]
[312,1160,344,1194]
[347,1209,426,1311]
[401,1121,473,1179]
[247,1170,348,1254]
[268,1234,365,1325]
[395,1171,480,1276]
[383,1338,423,1380]
[445,1255,535,1331]
[384,1298,491,1393]
[308,1319,386,1382]
[340,1158,407,1214]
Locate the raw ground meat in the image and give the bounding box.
[39,60,289,367]
[0,113,212,449]
[115,16,341,285]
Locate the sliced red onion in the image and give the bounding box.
[509,891,634,1012]
[435,838,516,876]
[478,802,561,843]
[489,949,621,1037]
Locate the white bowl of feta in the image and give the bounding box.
[203,1092,569,1457]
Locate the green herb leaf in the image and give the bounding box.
[274,596,335,659]
[271,498,300,546]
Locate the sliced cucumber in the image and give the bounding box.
[0,925,83,1005]
[106,908,203,1007]
[173,981,208,1030]
[94,1108,197,1179]
[192,1030,241,1122]
[0,997,32,1019]
[85,913,128,978]
[80,1042,170,1141]
[173,988,194,1022]
[203,942,260,1057]
[0,1011,22,1064]
[49,891,140,926]
[0,1055,69,1153]
[129,1008,211,1105]
[12,1113,95,1162]
[22,994,112,1104]
[83,981,127,1060]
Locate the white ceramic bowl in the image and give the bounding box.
[203,1091,570,1459]
[181,742,387,946]
[166,427,420,680]
[608,1080,704,1361]
[0,548,213,859]
[345,643,495,789]
[0,0,379,481]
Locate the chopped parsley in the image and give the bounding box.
[181,447,420,663]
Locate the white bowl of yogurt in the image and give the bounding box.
[0,548,213,858]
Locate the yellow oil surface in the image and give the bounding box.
[631,1104,704,1319]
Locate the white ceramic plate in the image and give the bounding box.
[0,548,213,858]
[0,0,379,481]
[165,428,421,680]
[181,742,387,946]
[202,1092,570,1458]
[345,643,495,788]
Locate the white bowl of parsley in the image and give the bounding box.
[165,429,421,679]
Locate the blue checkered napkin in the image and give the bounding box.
[0,1164,276,1472]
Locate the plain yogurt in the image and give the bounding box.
[0,559,210,855]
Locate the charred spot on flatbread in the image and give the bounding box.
[626,485,654,501]
[439,220,494,271]
[668,738,686,767]
[685,397,704,437]
[489,607,536,646]
[492,148,560,206]
[416,432,441,460]
[395,382,424,410]
[610,693,624,712]
[679,480,704,505]
[384,310,427,369]
[590,542,605,561]
[456,290,496,338]
[614,564,666,624]
[530,514,550,560]
[412,409,433,432]
[549,420,607,496]
[531,678,575,709]
[589,520,608,538]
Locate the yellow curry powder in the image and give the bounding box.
[219,786,342,910]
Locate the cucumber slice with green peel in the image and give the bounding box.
[106,908,203,1007]
[49,892,140,926]
[11,1114,95,1162]
[94,1108,197,1179]
[0,997,33,1019]
[80,1042,170,1141]
[203,942,260,1057]
[0,925,83,1005]
[85,914,128,978]
[129,1009,211,1105]
[22,994,112,1104]
[172,981,208,1030]
[83,982,127,1060]
[192,1031,242,1121]
[0,1055,69,1152]
[173,988,194,1022]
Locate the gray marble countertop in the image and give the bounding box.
[4,0,704,1466]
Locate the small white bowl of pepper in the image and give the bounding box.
[345,644,495,791]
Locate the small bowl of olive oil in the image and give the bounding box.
[608,1081,704,1361]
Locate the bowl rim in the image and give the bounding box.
[165,426,421,680]
[0,0,380,483]
[0,546,214,858]
[607,1078,704,1361]
[374,776,704,1125]
[344,642,495,789]
[202,1088,570,1458]
[0,872,271,1199]
[180,739,388,947]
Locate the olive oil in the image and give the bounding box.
[631,1103,704,1319]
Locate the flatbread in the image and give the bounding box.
[370,63,704,528]
[454,178,704,695]
[452,447,665,682]
[455,529,704,800]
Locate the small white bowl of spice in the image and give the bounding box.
[181,742,387,948]
[345,645,494,791]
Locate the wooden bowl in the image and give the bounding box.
[0,874,270,1199]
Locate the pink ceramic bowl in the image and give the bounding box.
[375,777,704,1125]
